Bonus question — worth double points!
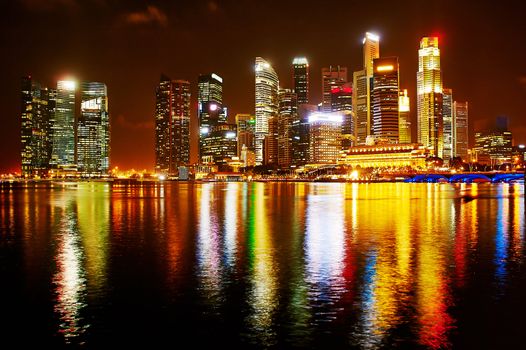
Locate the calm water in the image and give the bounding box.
[1,182,525,348]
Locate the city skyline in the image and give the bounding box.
[2,0,526,172]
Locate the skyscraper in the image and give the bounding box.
[76,82,110,176]
[155,75,191,174]
[308,112,343,164]
[353,32,380,145]
[255,57,279,165]
[51,80,77,171]
[322,66,347,112]
[235,113,255,156]
[330,84,353,148]
[20,76,54,176]
[398,89,412,144]
[372,57,399,143]
[292,104,317,166]
[198,73,224,161]
[453,101,469,161]
[200,123,237,165]
[417,37,443,158]
[277,89,297,168]
[442,88,453,162]
[292,57,309,105]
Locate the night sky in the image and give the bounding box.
[1,0,525,172]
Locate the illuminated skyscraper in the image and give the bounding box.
[322,66,347,112]
[453,101,469,161]
[277,89,297,168]
[20,76,54,176]
[372,57,399,143]
[77,82,110,176]
[200,124,237,166]
[330,83,353,148]
[309,112,343,164]
[292,57,309,104]
[442,88,453,162]
[353,32,380,145]
[155,75,191,174]
[292,104,317,166]
[235,113,255,156]
[398,89,412,144]
[255,57,279,165]
[198,73,224,161]
[51,80,77,170]
[417,36,443,157]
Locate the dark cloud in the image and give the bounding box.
[19,0,80,11]
[123,5,168,27]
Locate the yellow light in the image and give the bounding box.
[350,170,359,180]
[377,65,394,72]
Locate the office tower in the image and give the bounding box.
[453,101,469,161]
[76,82,110,176]
[264,116,279,165]
[200,124,237,165]
[277,89,297,168]
[398,89,412,143]
[20,76,54,176]
[155,75,191,174]
[292,104,317,166]
[474,130,512,165]
[331,83,353,148]
[322,66,347,112]
[417,37,443,157]
[292,57,309,104]
[255,57,279,165]
[235,113,255,156]
[442,88,453,162]
[308,112,343,163]
[51,80,77,171]
[198,73,224,161]
[372,57,399,143]
[353,32,380,145]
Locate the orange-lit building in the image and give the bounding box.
[338,143,428,168]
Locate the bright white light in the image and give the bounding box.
[350,170,359,180]
[365,32,380,42]
[308,112,343,124]
[158,175,166,181]
[209,104,218,111]
[200,127,209,134]
[211,73,223,83]
[519,144,525,149]
[292,57,308,65]
[225,132,236,139]
[60,80,76,91]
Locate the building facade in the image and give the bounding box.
[255,57,279,165]
[155,75,191,174]
[322,66,347,113]
[277,89,297,168]
[338,143,427,169]
[20,76,55,177]
[201,124,237,166]
[308,112,343,164]
[331,84,353,149]
[77,82,110,176]
[198,73,224,162]
[417,37,443,158]
[235,113,255,156]
[453,101,469,161]
[398,89,412,144]
[372,57,399,143]
[292,57,309,105]
[51,80,77,171]
[442,88,453,162]
[474,130,512,165]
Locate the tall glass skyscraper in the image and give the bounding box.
[77,82,110,176]
[453,101,469,161]
[372,57,400,143]
[255,57,279,165]
[417,37,443,158]
[20,76,54,176]
[353,32,380,145]
[292,57,309,105]
[198,73,224,162]
[322,65,347,113]
[51,80,77,170]
[155,75,191,174]
[442,88,453,162]
[398,89,412,144]
[277,89,297,168]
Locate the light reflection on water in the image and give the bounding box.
[0,182,525,347]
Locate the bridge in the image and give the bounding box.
[404,173,524,184]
